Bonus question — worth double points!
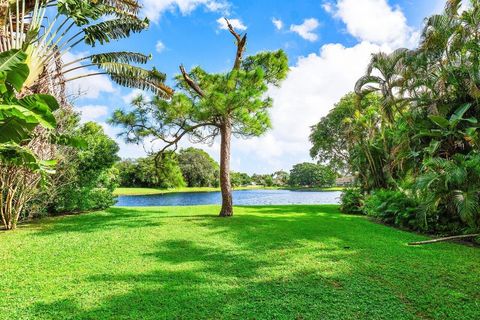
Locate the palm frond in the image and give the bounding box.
[83,17,149,46]
[89,52,151,64]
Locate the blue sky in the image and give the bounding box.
[70,0,445,174]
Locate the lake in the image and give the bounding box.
[115,189,341,206]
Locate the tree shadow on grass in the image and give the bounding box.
[28,207,169,236]
[30,233,364,319]
[26,205,480,319]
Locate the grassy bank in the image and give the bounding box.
[114,186,344,196]
[1,205,478,319]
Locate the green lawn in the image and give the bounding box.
[1,205,479,319]
[114,186,344,196]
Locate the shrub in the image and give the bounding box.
[363,189,419,229]
[46,122,120,214]
[340,189,364,214]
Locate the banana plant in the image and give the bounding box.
[0,0,173,98]
[0,49,59,170]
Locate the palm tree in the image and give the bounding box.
[416,153,480,231]
[354,49,409,124]
[0,0,173,102]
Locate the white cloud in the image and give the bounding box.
[142,0,229,23]
[272,18,283,30]
[63,52,116,100]
[322,2,334,13]
[155,40,166,53]
[75,105,109,123]
[216,17,247,31]
[290,18,320,42]
[333,0,418,48]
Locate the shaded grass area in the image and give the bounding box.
[114,186,344,196]
[0,205,479,319]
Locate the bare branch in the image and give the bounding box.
[225,18,241,42]
[224,18,247,71]
[179,64,205,97]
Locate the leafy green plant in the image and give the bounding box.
[340,188,364,215]
[48,122,120,213]
[416,153,480,233]
[0,49,60,229]
[314,1,480,236]
[363,189,419,229]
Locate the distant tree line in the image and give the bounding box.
[116,150,336,189]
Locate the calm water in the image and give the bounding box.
[115,189,341,207]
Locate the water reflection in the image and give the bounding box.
[115,189,341,207]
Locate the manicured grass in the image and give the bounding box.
[1,205,479,319]
[114,186,344,196]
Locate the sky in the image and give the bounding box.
[69,0,447,174]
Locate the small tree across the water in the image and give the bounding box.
[110,19,289,216]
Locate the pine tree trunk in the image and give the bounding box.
[219,121,233,217]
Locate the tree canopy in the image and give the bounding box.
[288,163,336,188]
[178,148,219,187]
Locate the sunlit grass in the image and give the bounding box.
[1,205,478,319]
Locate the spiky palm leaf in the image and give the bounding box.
[83,17,149,46]
[1,0,173,99]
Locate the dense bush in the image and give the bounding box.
[116,153,186,188]
[340,189,364,215]
[363,190,419,229]
[251,174,273,187]
[415,153,480,234]
[48,122,120,213]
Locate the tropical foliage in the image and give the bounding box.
[0,0,171,229]
[0,0,172,99]
[316,0,480,234]
[0,49,59,229]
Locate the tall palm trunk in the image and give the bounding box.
[219,120,233,217]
